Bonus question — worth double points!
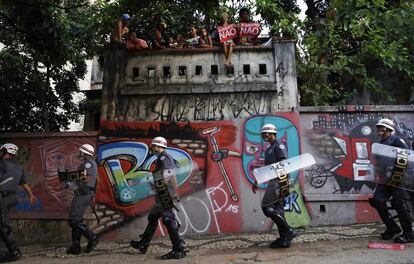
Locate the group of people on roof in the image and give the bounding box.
[110,8,263,67]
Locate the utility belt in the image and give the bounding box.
[75,186,95,196]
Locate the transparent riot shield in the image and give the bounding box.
[252,153,316,207]
[370,143,414,191]
[151,167,178,212]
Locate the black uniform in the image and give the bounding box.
[67,158,98,254]
[261,140,295,248]
[0,157,25,257]
[131,151,185,259]
[369,135,414,242]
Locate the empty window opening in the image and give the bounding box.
[147,66,155,78]
[163,66,171,77]
[195,65,203,75]
[226,65,234,75]
[243,64,250,75]
[211,65,218,75]
[132,67,139,79]
[320,204,326,213]
[259,64,267,75]
[179,66,187,76]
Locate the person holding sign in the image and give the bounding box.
[217,12,235,67]
[236,8,261,46]
[130,137,186,259]
[252,124,296,249]
[369,118,414,243]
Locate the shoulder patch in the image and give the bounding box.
[85,163,91,169]
[160,156,165,160]
[400,139,406,145]
[279,144,285,150]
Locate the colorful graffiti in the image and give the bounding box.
[301,111,414,223]
[92,113,310,239]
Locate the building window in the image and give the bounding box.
[211,65,218,75]
[132,67,139,80]
[243,64,250,75]
[195,65,202,75]
[163,66,171,77]
[147,66,155,78]
[259,64,267,75]
[179,66,187,76]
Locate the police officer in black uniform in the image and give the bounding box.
[0,143,37,262]
[252,124,296,248]
[66,144,99,255]
[369,118,414,243]
[130,136,186,259]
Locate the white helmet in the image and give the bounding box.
[0,143,18,155]
[79,144,95,156]
[151,136,168,148]
[261,124,277,134]
[376,118,395,132]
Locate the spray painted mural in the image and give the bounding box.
[300,108,414,223]
[94,113,310,239]
[0,132,98,219]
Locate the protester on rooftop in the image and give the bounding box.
[126,31,149,50]
[218,12,235,67]
[110,13,131,43]
[198,28,213,48]
[185,25,199,48]
[152,19,169,49]
[236,8,260,46]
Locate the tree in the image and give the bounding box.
[0,0,98,131]
[297,0,414,105]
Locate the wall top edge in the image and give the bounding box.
[299,105,414,113]
[0,131,99,139]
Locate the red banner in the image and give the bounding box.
[239,23,261,38]
[217,24,237,43]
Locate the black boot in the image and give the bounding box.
[394,232,414,244]
[67,243,81,255]
[160,246,186,260]
[269,229,296,249]
[0,249,21,263]
[130,239,150,254]
[84,236,99,253]
[381,226,402,240]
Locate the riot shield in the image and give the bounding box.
[252,153,316,207]
[370,143,414,191]
[253,153,316,185]
[57,170,87,182]
[152,167,178,212]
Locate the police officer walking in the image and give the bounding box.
[252,124,296,248]
[0,143,37,262]
[66,144,99,255]
[130,136,186,259]
[369,118,414,243]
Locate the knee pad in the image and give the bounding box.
[262,206,276,218]
[390,198,407,212]
[162,216,178,228]
[369,197,385,209]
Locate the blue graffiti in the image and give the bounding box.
[98,141,193,205]
[242,116,300,189]
[14,190,42,211]
[283,192,301,213]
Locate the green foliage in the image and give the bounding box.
[297,0,414,105]
[0,0,97,131]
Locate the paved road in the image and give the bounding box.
[13,223,414,264]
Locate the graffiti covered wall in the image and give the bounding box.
[300,106,414,225]
[95,113,310,240]
[0,132,98,219]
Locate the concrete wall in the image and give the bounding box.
[2,106,414,244]
[300,105,414,225]
[101,41,299,122]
